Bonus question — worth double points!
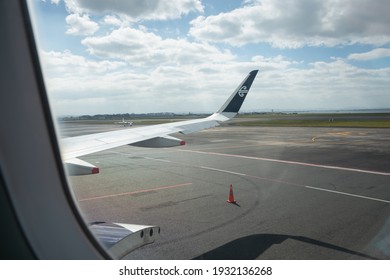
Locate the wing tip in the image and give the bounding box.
[217,69,259,114]
[92,167,100,174]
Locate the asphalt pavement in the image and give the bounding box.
[61,123,390,259]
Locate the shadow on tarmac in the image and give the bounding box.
[193,234,378,260]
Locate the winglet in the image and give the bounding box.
[216,70,258,117]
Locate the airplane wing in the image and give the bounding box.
[61,70,258,175]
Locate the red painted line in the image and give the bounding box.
[78,182,193,202]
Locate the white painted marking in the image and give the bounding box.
[182,150,390,176]
[144,157,172,163]
[110,150,390,205]
[200,166,246,176]
[304,185,390,204]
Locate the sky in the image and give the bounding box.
[28,0,390,115]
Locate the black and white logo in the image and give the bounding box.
[238,86,248,97]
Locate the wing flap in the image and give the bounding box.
[177,119,221,134]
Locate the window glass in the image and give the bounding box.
[27,0,390,260]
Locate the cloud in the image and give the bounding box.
[253,59,390,110]
[37,0,390,115]
[102,15,122,27]
[81,27,236,68]
[38,47,258,115]
[39,48,390,115]
[189,0,390,48]
[64,0,203,21]
[39,50,126,83]
[65,13,99,35]
[348,48,390,61]
[252,55,299,70]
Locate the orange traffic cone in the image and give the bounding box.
[227,184,237,204]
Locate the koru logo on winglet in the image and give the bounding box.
[238,86,248,97]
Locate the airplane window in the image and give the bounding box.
[26,0,390,261]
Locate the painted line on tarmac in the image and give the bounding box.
[219,169,390,204]
[144,156,172,163]
[200,166,246,176]
[78,182,193,202]
[304,185,390,204]
[181,150,390,176]
[117,154,390,205]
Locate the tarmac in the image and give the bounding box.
[60,123,390,259]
